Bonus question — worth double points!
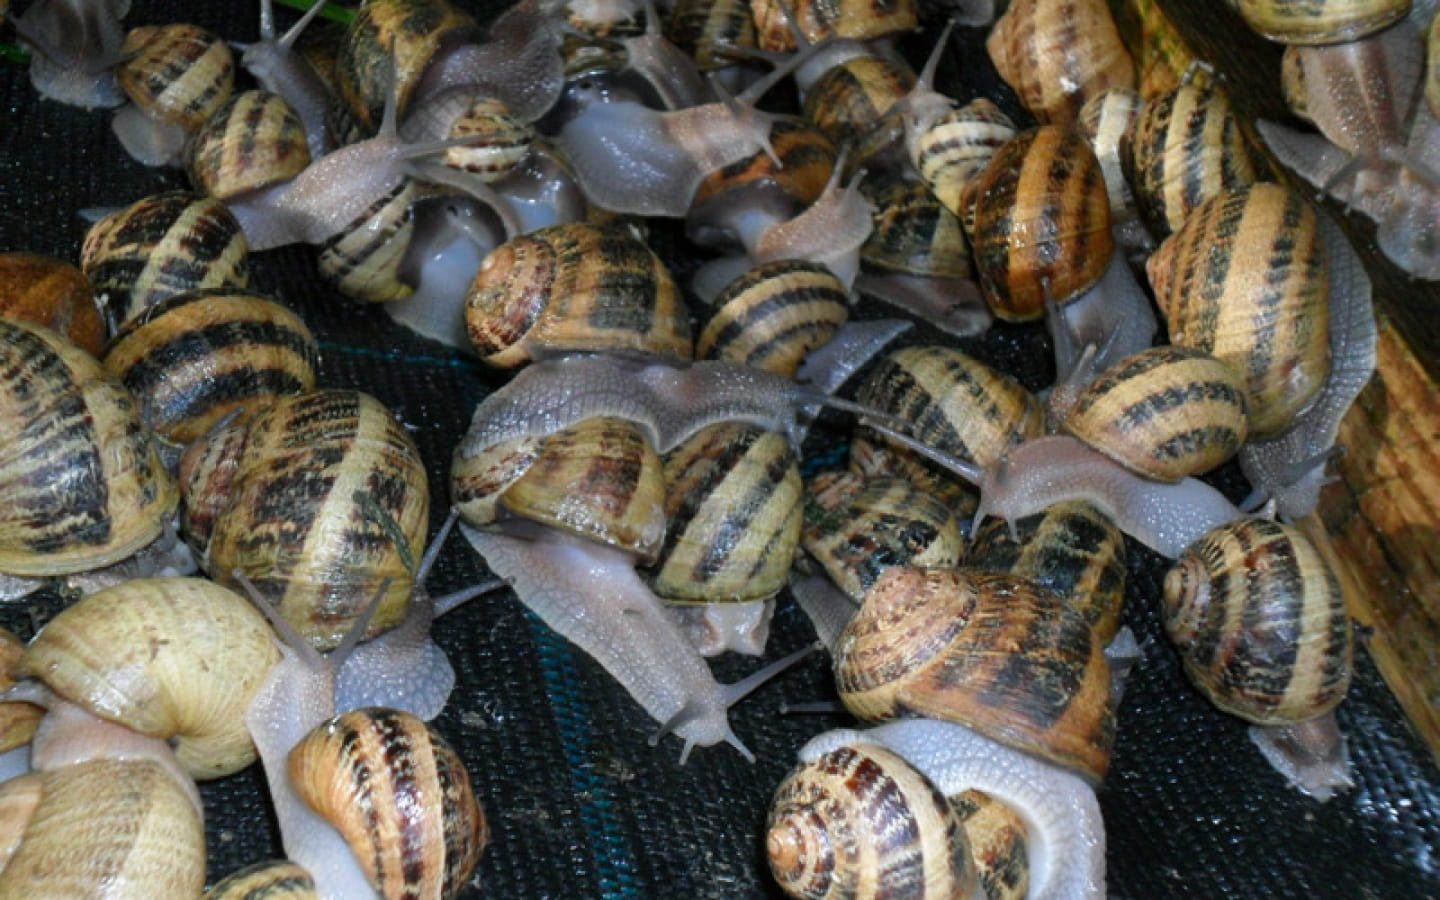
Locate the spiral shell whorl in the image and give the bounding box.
[766,743,976,900]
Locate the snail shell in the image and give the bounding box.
[766,742,979,900]
[0,628,42,754]
[860,169,974,281]
[453,415,669,560]
[0,251,105,355]
[966,500,1127,644]
[1162,516,1352,725]
[204,861,317,899]
[435,95,534,182]
[908,96,1018,231]
[801,55,916,148]
[101,288,321,448]
[985,0,1137,126]
[81,190,251,329]
[834,566,1116,783]
[288,707,488,900]
[953,789,1030,900]
[1058,345,1251,482]
[185,89,312,200]
[20,576,282,779]
[464,222,693,368]
[801,471,964,604]
[697,260,850,377]
[179,389,430,651]
[1075,87,1151,249]
[851,344,1045,505]
[1236,0,1412,45]
[665,0,758,71]
[1121,82,1259,239]
[1146,182,1331,439]
[970,126,1114,321]
[750,0,919,52]
[315,180,419,303]
[0,318,177,578]
[113,23,235,166]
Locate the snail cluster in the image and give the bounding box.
[0,0,1411,896]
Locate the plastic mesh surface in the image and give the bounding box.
[1,2,1438,897]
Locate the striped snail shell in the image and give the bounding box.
[428,94,534,182]
[953,788,1030,900]
[970,125,1115,321]
[205,861,317,899]
[81,190,251,329]
[907,96,1018,232]
[966,500,1127,644]
[801,470,964,603]
[113,23,235,166]
[801,54,916,148]
[314,179,419,303]
[687,117,838,252]
[179,389,430,651]
[665,0,758,71]
[851,344,1045,506]
[20,576,283,779]
[1162,517,1352,725]
[0,318,176,578]
[750,0,919,52]
[288,707,488,900]
[1057,345,1251,482]
[697,259,850,379]
[766,742,979,900]
[464,222,693,368]
[102,288,321,449]
[453,415,669,560]
[860,169,974,281]
[1146,182,1331,439]
[644,421,802,655]
[1121,82,1259,239]
[835,566,1116,783]
[985,0,1137,126]
[333,0,480,138]
[1236,0,1411,45]
[0,251,105,355]
[184,89,312,200]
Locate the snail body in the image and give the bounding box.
[9,0,129,109]
[239,0,334,157]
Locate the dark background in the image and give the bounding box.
[1,1,1437,896]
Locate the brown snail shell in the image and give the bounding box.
[644,421,802,603]
[971,126,1114,321]
[986,0,1137,126]
[766,742,978,900]
[801,471,964,604]
[0,319,177,578]
[1146,182,1331,439]
[953,789,1030,900]
[102,288,321,448]
[908,96,1018,232]
[834,566,1116,782]
[750,0,920,53]
[0,252,105,355]
[1236,0,1411,45]
[851,344,1045,505]
[20,576,282,779]
[315,179,419,303]
[802,55,916,149]
[1130,0,1208,97]
[0,758,205,897]
[1162,517,1353,725]
[184,89,312,200]
[1059,345,1251,482]
[1121,82,1259,239]
[81,190,251,329]
[697,260,850,377]
[860,169,974,280]
[288,707,488,900]
[179,389,429,651]
[666,0,758,71]
[966,500,1127,644]
[464,222,693,368]
[204,861,317,899]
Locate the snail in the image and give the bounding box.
[1236,0,1411,45]
[832,566,1116,783]
[1075,87,1155,257]
[986,0,1137,126]
[184,90,314,202]
[750,0,918,53]
[696,259,851,376]
[778,719,1107,900]
[664,0,759,80]
[237,0,334,157]
[178,389,430,651]
[0,318,179,598]
[81,190,251,329]
[1255,10,1440,278]
[0,252,105,355]
[1162,517,1355,800]
[7,0,130,109]
[0,698,206,897]
[111,22,235,167]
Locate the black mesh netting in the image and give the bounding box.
[1,1,1438,897]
